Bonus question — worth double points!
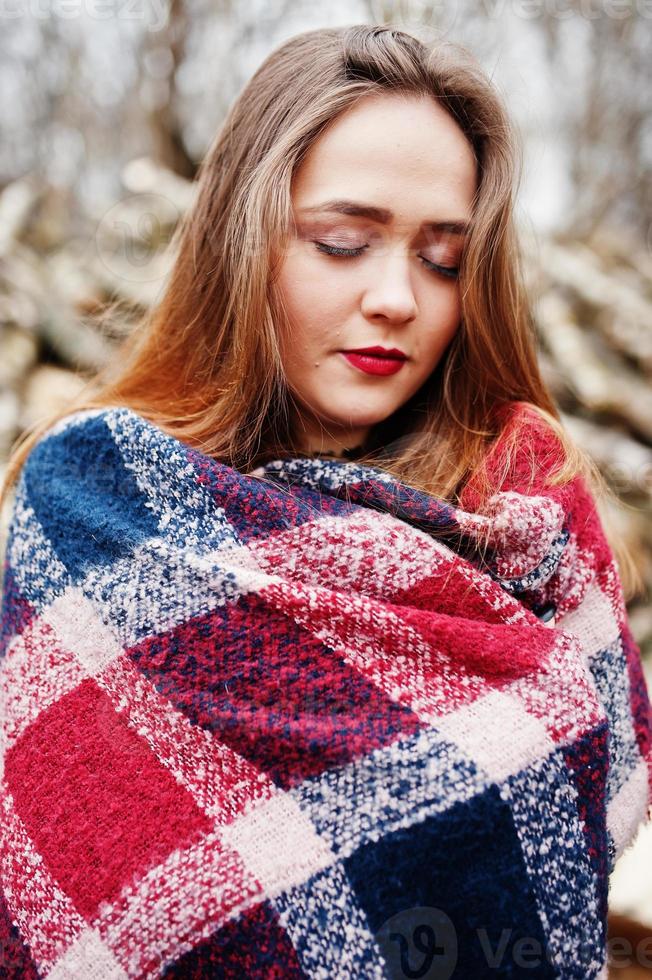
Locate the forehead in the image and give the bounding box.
[292,92,478,225]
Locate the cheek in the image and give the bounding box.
[276,262,313,359]
[418,298,461,365]
[436,285,462,324]
[277,242,354,314]
[276,305,327,380]
[276,267,347,362]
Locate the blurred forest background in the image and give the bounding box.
[1,0,652,962]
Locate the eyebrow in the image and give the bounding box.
[297,199,471,235]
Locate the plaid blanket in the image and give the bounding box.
[1,403,651,979]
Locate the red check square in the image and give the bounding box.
[5,678,212,918]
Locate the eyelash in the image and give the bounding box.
[313,241,459,280]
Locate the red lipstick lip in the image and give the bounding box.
[340,351,407,377]
[342,346,407,360]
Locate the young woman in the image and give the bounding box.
[1,24,651,980]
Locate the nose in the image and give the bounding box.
[360,246,418,324]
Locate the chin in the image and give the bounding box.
[327,406,396,429]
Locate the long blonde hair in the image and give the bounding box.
[0,23,641,596]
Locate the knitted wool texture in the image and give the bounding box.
[1,402,651,979]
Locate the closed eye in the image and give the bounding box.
[313,241,459,280]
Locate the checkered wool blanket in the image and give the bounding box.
[1,403,651,980]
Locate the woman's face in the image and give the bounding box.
[274,91,478,454]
